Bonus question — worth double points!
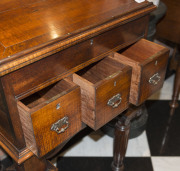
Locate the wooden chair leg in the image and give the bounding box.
[170,58,180,115]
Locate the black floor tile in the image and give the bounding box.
[146,100,180,156]
[57,157,153,171]
[0,156,13,170]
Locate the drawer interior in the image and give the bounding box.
[120,39,165,63]
[20,79,76,110]
[76,57,126,84]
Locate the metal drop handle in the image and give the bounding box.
[107,93,122,108]
[149,73,161,85]
[51,116,69,134]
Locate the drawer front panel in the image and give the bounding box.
[7,16,148,98]
[95,69,131,129]
[31,87,81,157]
[18,80,82,157]
[138,51,169,104]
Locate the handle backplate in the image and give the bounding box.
[149,73,161,85]
[51,116,69,134]
[107,93,122,108]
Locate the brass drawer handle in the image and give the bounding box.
[149,73,161,85]
[107,93,122,108]
[51,116,69,134]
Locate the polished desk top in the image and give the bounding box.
[0,0,155,76]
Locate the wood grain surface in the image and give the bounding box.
[73,57,131,130]
[4,16,147,100]
[18,79,82,157]
[113,39,169,105]
[0,0,155,76]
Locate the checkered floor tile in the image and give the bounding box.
[55,100,180,171]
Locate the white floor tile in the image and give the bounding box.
[51,157,57,167]
[60,130,150,157]
[126,131,150,157]
[0,148,7,161]
[60,130,113,157]
[152,157,180,171]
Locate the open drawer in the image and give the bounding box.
[73,57,132,130]
[17,79,81,157]
[112,39,169,105]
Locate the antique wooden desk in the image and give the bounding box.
[0,0,169,170]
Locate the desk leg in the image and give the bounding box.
[170,58,180,115]
[7,155,57,171]
[111,105,143,171]
[111,117,130,171]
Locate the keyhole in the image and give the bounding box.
[56,103,61,110]
[90,39,93,45]
[114,81,116,86]
[155,60,158,66]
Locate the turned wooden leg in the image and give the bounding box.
[111,117,130,171]
[7,155,57,171]
[111,105,144,171]
[170,58,180,115]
